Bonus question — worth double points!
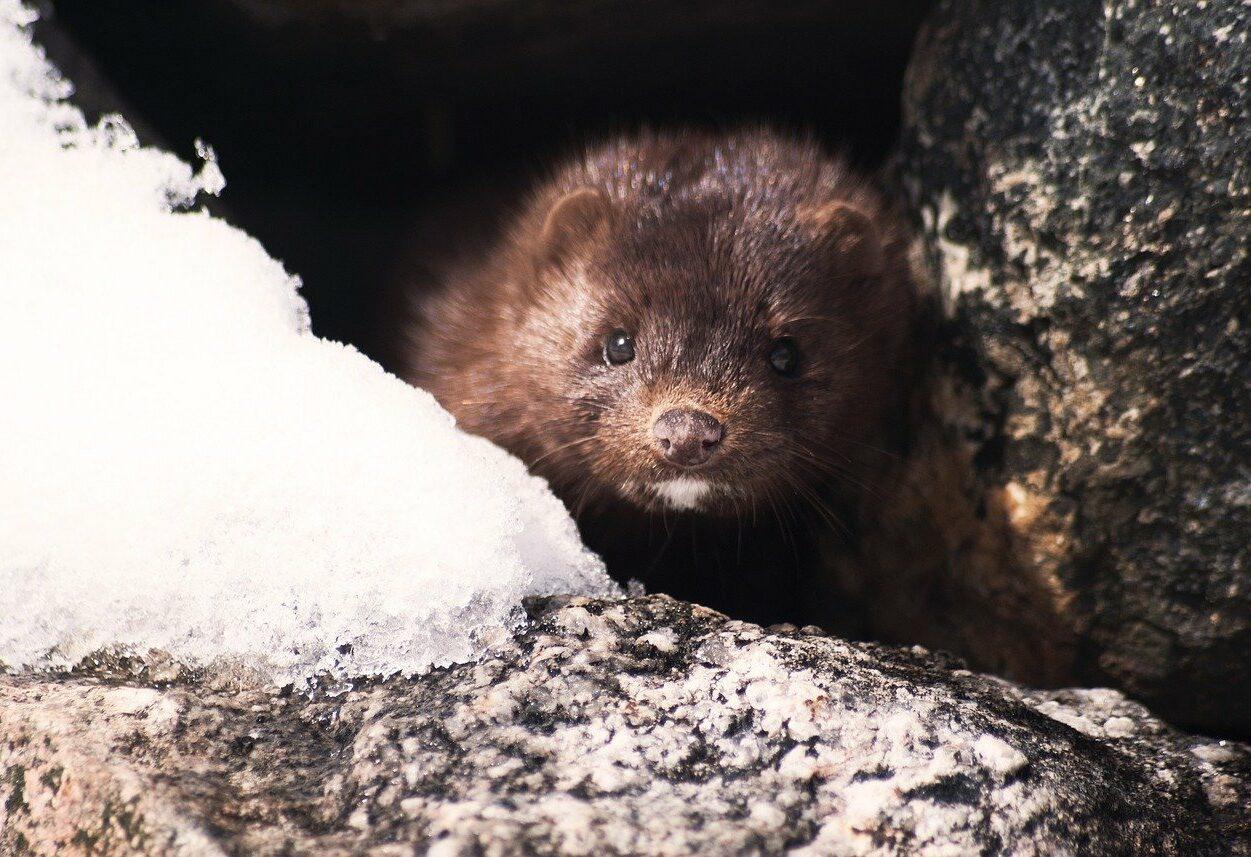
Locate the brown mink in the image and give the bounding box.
[400,129,917,626]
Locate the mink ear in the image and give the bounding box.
[537,187,612,269]
[800,201,885,277]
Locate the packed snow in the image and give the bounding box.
[0,2,616,687]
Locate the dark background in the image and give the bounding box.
[44,0,932,368]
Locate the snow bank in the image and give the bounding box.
[0,2,616,687]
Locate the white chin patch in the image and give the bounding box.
[652,478,715,512]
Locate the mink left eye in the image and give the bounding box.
[603,329,636,365]
[768,337,800,376]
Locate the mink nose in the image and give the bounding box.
[652,408,724,467]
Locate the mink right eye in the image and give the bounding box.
[603,329,636,366]
[768,337,800,376]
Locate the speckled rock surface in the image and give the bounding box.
[865,0,1251,733]
[2,596,1248,855]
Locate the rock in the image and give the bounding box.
[846,0,1251,734]
[2,596,1248,855]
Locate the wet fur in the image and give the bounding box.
[401,129,916,624]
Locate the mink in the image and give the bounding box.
[399,129,918,626]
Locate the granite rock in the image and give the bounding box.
[2,596,1248,855]
[849,0,1251,734]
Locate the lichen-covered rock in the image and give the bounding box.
[857,0,1251,733]
[2,596,1248,855]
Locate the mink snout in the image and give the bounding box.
[652,408,724,468]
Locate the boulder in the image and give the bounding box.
[846,0,1251,734]
[2,596,1248,855]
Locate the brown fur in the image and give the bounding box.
[400,129,918,621]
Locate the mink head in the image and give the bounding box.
[419,133,914,516]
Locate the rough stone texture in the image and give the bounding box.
[852,0,1251,734]
[2,596,1248,855]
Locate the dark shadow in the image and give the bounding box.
[46,0,933,367]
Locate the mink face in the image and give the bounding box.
[404,131,914,522]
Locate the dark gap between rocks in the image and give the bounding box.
[45,0,933,367]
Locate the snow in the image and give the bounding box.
[0,2,616,687]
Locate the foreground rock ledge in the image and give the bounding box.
[2,597,1248,855]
